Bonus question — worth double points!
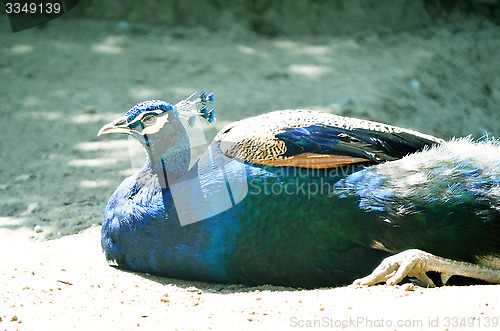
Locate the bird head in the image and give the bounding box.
[98,100,180,146]
[98,92,215,176]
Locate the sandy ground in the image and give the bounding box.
[1,14,500,330]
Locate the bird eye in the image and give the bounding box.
[142,115,157,126]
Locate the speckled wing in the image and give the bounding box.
[214,110,444,169]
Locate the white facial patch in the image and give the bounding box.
[142,112,170,135]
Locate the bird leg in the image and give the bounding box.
[352,249,500,287]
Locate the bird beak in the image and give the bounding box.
[98,117,131,136]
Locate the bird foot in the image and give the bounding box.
[352,249,439,287]
[352,249,500,287]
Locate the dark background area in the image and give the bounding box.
[70,0,500,36]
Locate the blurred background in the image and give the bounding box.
[1,0,500,240]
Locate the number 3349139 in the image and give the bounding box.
[5,2,62,14]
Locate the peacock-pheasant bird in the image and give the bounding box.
[98,92,500,288]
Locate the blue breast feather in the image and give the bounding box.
[102,144,260,282]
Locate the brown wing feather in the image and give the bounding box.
[254,153,370,169]
[215,109,443,169]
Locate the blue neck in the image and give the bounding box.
[143,126,191,180]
